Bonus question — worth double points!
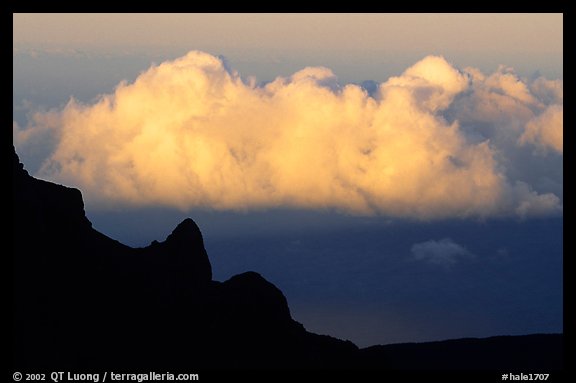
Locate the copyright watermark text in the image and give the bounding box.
[12,372,199,382]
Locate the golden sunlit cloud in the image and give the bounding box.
[14,51,562,219]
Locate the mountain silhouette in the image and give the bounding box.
[12,146,562,372]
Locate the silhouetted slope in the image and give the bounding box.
[12,146,356,369]
[12,146,562,370]
[358,334,563,370]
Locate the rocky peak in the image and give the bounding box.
[165,218,205,248]
[145,218,213,285]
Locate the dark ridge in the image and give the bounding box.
[12,145,355,370]
[12,145,562,371]
[358,334,563,370]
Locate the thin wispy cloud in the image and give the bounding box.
[411,238,474,268]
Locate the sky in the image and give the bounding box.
[13,13,563,347]
[13,13,563,82]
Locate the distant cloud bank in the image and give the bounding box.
[14,51,563,219]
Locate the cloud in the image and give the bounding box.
[14,51,562,219]
[511,181,563,218]
[410,238,473,267]
[518,105,563,154]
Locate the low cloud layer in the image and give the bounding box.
[14,51,563,219]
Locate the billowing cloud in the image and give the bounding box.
[14,51,562,219]
[518,105,563,154]
[410,238,473,267]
